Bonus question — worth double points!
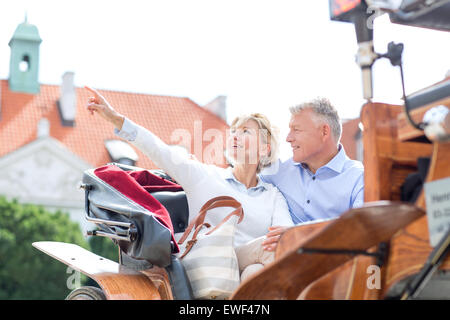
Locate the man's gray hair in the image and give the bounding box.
[289,97,342,143]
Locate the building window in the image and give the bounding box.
[19,55,30,72]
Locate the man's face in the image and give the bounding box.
[286,109,325,164]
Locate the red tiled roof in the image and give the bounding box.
[0,80,229,169]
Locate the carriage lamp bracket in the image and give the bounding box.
[297,242,388,267]
[375,41,427,131]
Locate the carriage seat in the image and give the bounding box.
[149,190,193,299]
[120,188,193,299]
[110,163,193,299]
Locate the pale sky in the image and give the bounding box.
[1,0,449,160]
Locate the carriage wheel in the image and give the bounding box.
[66,286,106,300]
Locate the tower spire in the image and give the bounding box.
[8,18,42,93]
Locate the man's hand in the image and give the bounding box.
[262,226,288,252]
[85,86,125,130]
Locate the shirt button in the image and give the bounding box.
[307,200,310,204]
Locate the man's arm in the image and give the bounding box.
[262,189,294,252]
[351,173,364,209]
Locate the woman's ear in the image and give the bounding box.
[259,142,271,160]
[266,143,271,158]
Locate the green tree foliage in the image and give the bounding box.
[0,197,89,299]
[84,235,119,288]
[88,234,119,262]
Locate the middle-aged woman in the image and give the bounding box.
[85,86,293,279]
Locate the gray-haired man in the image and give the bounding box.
[261,97,364,251]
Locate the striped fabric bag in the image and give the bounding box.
[178,196,244,299]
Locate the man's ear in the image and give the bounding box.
[321,123,331,141]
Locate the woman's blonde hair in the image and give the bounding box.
[230,113,279,172]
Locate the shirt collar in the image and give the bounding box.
[293,144,347,174]
[323,144,347,173]
[221,167,268,191]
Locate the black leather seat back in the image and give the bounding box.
[150,191,189,234]
[148,192,193,299]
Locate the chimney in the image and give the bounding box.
[57,71,77,126]
[203,95,227,122]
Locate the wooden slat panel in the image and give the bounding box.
[231,202,423,300]
[361,103,433,202]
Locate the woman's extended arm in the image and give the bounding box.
[85,86,208,189]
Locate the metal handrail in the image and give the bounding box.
[80,182,137,242]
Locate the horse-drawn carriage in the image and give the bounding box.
[33,1,450,300]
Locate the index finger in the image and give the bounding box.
[84,86,102,99]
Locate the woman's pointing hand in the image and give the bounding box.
[85,86,124,130]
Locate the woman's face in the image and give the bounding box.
[226,119,269,166]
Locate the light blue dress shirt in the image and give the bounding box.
[260,145,364,224]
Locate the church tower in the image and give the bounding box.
[8,16,42,93]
